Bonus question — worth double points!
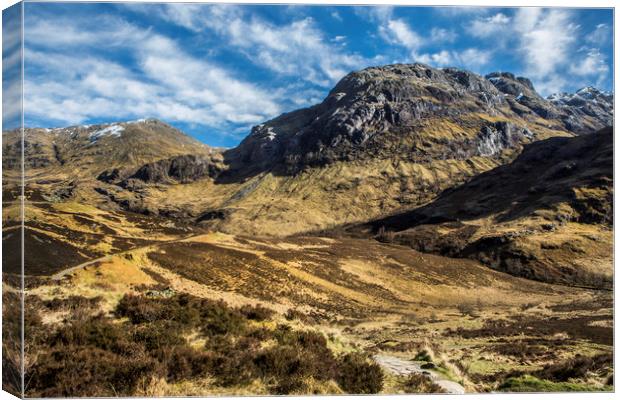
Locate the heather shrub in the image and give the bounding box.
[335,353,384,394]
[25,292,384,396]
[400,373,446,393]
[2,292,23,396]
[284,308,308,321]
[27,346,161,397]
[49,315,135,354]
[207,336,259,387]
[43,295,102,311]
[200,301,247,336]
[535,353,613,382]
[116,294,200,327]
[132,321,186,351]
[239,304,275,321]
[414,349,433,362]
[157,345,211,382]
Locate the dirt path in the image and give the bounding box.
[49,233,206,280]
[373,354,465,394]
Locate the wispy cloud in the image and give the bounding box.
[416,48,491,69]
[379,18,423,52]
[586,23,611,45]
[369,7,490,71]
[463,7,607,94]
[569,48,609,86]
[3,5,23,129]
[515,9,577,80]
[466,12,511,38]
[434,7,490,17]
[24,13,281,129]
[140,4,373,87]
[430,27,457,43]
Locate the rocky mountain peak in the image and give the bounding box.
[485,72,539,99]
[226,63,517,175]
[329,63,504,108]
[226,63,613,176]
[546,87,613,133]
[548,86,613,105]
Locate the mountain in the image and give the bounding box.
[227,64,585,177]
[3,63,613,239]
[3,118,223,209]
[349,127,612,288]
[3,63,614,395]
[2,118,219,176]
[547,86,613,132]
[486,73,613,134]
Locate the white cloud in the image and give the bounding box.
[3,9,22,129]
[515,9,577,79]
[586,23,611,45]
[456,48,492,68]
[570,48,609,86]
[416,50,452,66]
[430,28,457,43]
[513,8,542,34]
[463,7,610,95]
[330,11,343,22]
[434,7,490,17]
[353,5,394,23]
[3,78,22,128]
[126,3,241,34]
[467,13,511,38]
[379,18,423,51]
[370,12,490,71]
[23,15,282,129]
[25,15,149,48]
[415,48,490,69]
[531,75,567,96]
[145,5,371,87]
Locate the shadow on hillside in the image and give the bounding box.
[345,126,612,236]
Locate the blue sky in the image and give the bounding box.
[4,3,614,147]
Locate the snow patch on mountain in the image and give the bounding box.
[547,86,613,105]
[89,125,125,141]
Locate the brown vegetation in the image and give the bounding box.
[24,293,384,397]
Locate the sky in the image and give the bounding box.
[2,3,614,147]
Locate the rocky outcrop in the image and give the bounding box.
[228,63,612,177]
[226,64,522,174]
[125,154,225,185]
[486,72,613,134]
[472,122,533,157]
[486,72,561,120]
[97,168,122,183]
[547,87,613,133]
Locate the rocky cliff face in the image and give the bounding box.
[226,64,509,173]
[124,154,224,185]
[547,86,613,133]
[226,64,611,176]
[486,72,613,134]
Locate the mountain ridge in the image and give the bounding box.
[3,63,613,244]
[345,126,613,288]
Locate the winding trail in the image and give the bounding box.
[373,354,465,394]
[50,233,205,280]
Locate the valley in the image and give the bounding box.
[2,63,614,395]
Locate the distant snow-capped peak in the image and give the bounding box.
[547,86,613,105]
